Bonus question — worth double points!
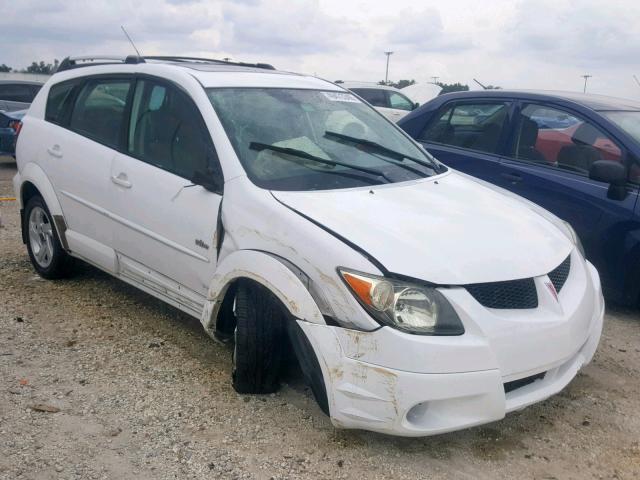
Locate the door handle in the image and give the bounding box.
[501,172,522,184]
[47,145,63,158]
[111,173,132,189]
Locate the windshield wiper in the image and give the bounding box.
[249,142,392,182]
[324,130,442,172]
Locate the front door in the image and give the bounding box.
[498,102,639,291]
[109,78,223,315]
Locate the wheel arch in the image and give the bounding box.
[16,163,67,248]
[201,249,326,338]
[17,162,64,215]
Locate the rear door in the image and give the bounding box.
[498,102,639,287]
[416,100,513,184]
[109,77,223,313]
[46,76,134,272]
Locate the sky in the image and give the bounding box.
[2,0,640,99]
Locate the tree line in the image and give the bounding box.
[0,60,60,74]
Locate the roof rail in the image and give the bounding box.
[142,56,275,70]
[57,55,145,72]
[56,55,275,73]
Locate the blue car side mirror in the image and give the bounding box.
[589,160,627,200]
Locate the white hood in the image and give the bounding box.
[272,172,573,285]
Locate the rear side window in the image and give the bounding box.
[388,91,413,111]
[45,81,77,125]
[351,88,388,108]
[127,79,216,181]
[0,83,35,103]
[69,79,132,149]
[420,102,510,154]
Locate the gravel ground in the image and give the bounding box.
[1,158,639,480]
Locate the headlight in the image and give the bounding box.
[338,269,464,335]
[562,221,585,257]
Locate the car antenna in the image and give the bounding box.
[473,78,488,90]
[121,25,142,57]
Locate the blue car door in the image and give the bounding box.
[415,100,513,185]
[495,101,639,292]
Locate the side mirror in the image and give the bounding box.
[412,102,420,110]
[589,160,627,200]
[192,169,224,194]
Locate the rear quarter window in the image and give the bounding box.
[45,81,78,125]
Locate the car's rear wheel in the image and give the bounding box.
[232,279,287,394]
[24,195,73,279]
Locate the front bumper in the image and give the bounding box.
[299,258,604,437]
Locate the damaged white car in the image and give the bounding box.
[13,55,604,436]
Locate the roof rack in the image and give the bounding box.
[56,55,275,73]
[57,55,144,72]
[143,56,275,70]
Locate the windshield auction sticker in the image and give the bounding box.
[322,91,361,103]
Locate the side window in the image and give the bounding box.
[69,79,132,148]
[127,79,216,181]
[45,81,77,125]
[351,88,388,108]
[512,104,623,176]
[420,102,510,154]
[387,91,413,111]
[0,83,33,103]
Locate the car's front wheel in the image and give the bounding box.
[24,195,73,279]
[232,279,287,394]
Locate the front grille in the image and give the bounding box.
[464,255,572,309]
[548,255,571,292]
[504,372,546,393]
[465,277,538,309]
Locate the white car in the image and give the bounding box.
[340,82,419,122]
[13,55,604,437]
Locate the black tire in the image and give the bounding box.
[232,279,287,394]
[24,195,74,279]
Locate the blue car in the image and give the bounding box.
[399,90,640,305]
[0,109,25,156]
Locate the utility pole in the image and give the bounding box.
[581,74,592,93]
[431,76,439,84]
[384,51,393,85]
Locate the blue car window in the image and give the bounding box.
[512,104,624,177]
[419,102,509,155]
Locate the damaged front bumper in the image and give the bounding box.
[298,260,604,437]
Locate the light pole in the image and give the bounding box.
[581,74,592,93]
[384,51,393,85]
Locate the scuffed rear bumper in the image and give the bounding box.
[300,260,604,437]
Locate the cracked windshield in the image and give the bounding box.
[207,88,441,190]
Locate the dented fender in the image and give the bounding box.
[201,249,325,335]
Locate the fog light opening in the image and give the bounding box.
[406,402,430,425]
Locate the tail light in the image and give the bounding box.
[9,120,22,140]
